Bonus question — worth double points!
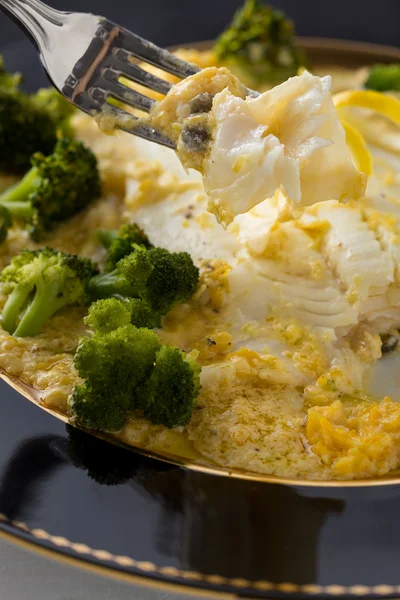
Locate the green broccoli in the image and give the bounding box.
[84,297,132,335]
[0,205,12,243]
[85,297,161,334]
[0,89,60,175]
[0,58,76,174]
[136,345,201,428]
[69,324,161,431]
[68,316,201,432]
[31,88,76,137]
[0,138,102,240]
[214,0,306,86]
[0,248,98,337]
[89,244,199,316]
[365,63,400,92]
[123,297,162,329]
[97,223,153,271]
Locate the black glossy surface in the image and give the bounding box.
[0,384,400,598]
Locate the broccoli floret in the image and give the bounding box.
[84,297,132,335]
[89,245,199,316]
[88,244,152,299]
[86,297,161,333]
[0,138,102,240]
[139,248,199,314]
[69,385,129,432]
[0,248,98,337]
[69,324,161,431]
[0,59,77,174]
[31,88,76,137]
[0,89,59,175]
[68,315,201,432]
[365,64,400,92]
[97,223,153,271]
[137,345,201,428]
[123,297,162,329]
[0,205,12,243]
[214,0,306,85]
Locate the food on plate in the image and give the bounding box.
[69,298,201,431]
[88,230,199,317]
[214,0,306,87]
[365,63,400,92]
[0,138,101,241]
[1,4,400,481]
[0,248,97,337]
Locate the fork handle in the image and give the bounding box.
[0,0,67,50]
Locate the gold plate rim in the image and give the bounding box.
[297,35,400,59]
[184,36,400,62]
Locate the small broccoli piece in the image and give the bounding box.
[0,138,101,240]
[89,245,199,316]
[88,244,152,300]
[136,247,199,315]
[136,345,201,428]
[365,64,400,92]
[214,0,306,85]
[0,248,98,337]
[69,324,161,431]
[0,205,12,243]
[31,88,76,137]
[123,297,162,329]
[97,223,153,271]
[85,297,161,334]
[69,385,129,432]
[84,297,132,335]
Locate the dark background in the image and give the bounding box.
[0,0,399,89]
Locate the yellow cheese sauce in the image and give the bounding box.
[2,52,400,481]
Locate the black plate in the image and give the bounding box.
[1,35,400,599]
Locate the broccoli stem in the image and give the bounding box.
[2,284,34,334]
[0,167,40,203]
[88,272,130,300]
[0,167,39,221]
[13,278,67,337]
[0,200,34,220]
[97,230,118,250]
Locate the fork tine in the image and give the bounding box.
[118,27,200,79]
[100,105,176,149]
[112,48,172,95]
[94,69,155,112]
[122,121,177,149]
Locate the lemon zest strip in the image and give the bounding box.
[340,118,373,177]
[333,90,400,126]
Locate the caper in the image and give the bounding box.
[189,93,214,115]
[381,334,399,354]
[181,124,210,152]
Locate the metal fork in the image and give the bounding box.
[0,0,204,148]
